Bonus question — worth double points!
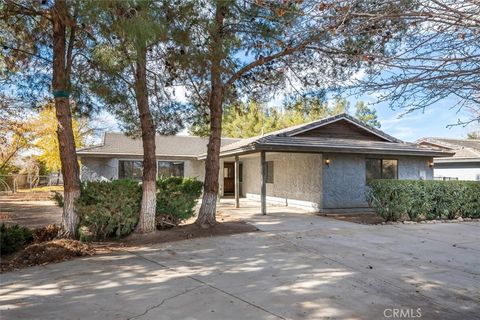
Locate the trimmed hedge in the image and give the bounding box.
[76,180,142,241]
[156,177,203,227]
[366,180,480,222]
[0,224,34,255]
[75,178,203,241]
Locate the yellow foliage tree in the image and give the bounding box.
[32,104,88,173]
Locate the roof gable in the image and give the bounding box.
[417,137,480,151]
[289,118,388,141]
[278,113,398,143]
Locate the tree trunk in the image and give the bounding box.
[134,45,157,234]
[196,3,226,228]
[196,85,223,227]
[52,0,81,239]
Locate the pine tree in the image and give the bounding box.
[82,0,193,233]
[1,0,95,237]
[354,101,381,128]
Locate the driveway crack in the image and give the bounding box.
[125,249,287,320]
[127,285,204,320]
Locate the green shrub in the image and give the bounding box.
[75,177,203,240]
[0,224,33,255]
[76,180,142,241]
[366,180,480,222]
[52,191,64,208]
[156,177,203,228]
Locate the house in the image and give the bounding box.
[77,113,453,213]
[417,137,480,181]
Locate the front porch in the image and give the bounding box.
[219,151,324,215]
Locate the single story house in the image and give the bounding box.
[77,113,453,213]
[417,137,480,181]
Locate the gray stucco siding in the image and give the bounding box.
[322,153,434,209]
[241,152,323,211]
[397,156,433,180]
[80,157,118,181]
[79,156,204,181]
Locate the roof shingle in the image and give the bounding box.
[77,133,240,158]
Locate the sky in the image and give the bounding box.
[348,95,476,142]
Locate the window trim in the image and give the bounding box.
[157,159,185,178]
[117,159,143,180]
[365,158,398,181]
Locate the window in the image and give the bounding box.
[157,161,184,178]
[266,161,274,183]
[223,166,233,178]
[366,159,397,181]
[239,163,243,183]
[118,160,143,180]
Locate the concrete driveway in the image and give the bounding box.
[1,200,479,320]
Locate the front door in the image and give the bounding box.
[223,162,235,195]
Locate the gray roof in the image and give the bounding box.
[417,137,480,162]
[207,113,454,158]
[77,132,240,158]
[78,115,455,160]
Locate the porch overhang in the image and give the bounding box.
[198,140,455,160]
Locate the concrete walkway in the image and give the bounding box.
[1,199,479,320]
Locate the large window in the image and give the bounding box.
[118,160,143,180]
[366,159,398,181]
[157,161,184,178]
[266,161,274,183]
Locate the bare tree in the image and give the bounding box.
[357,0,480,122]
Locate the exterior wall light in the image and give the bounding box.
[325,158,331,166]
[428,160,434,168]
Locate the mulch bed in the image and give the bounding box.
[1,221,258,273]
[1,239,95,273]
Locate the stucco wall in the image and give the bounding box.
[398,156,433,180]
[322,154,434,209]
[79,156,205,181]
[241,152,323,211]
[80,157,117,181]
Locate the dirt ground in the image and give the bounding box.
[0,197,258,272]
[0,198,62,228]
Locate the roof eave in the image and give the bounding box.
[435,157,480,163]
[213,143,453,158]
[261,144,452,157]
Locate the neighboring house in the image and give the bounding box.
[417,137,480,181]
[77,113,452,213]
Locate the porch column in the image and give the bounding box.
[234,155,240,208]
[260,151,267,215]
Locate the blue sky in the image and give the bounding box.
[353,96,476,142]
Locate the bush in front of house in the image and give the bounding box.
[75,177,203,240]
[156,177,203,229]
[366,180,480,222]
[76,180,142,241]
[0,224,34,255]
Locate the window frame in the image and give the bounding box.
[157,160,185,178]
[266,161,274,184]
[365,158,398,181]
[118,159,143,180]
